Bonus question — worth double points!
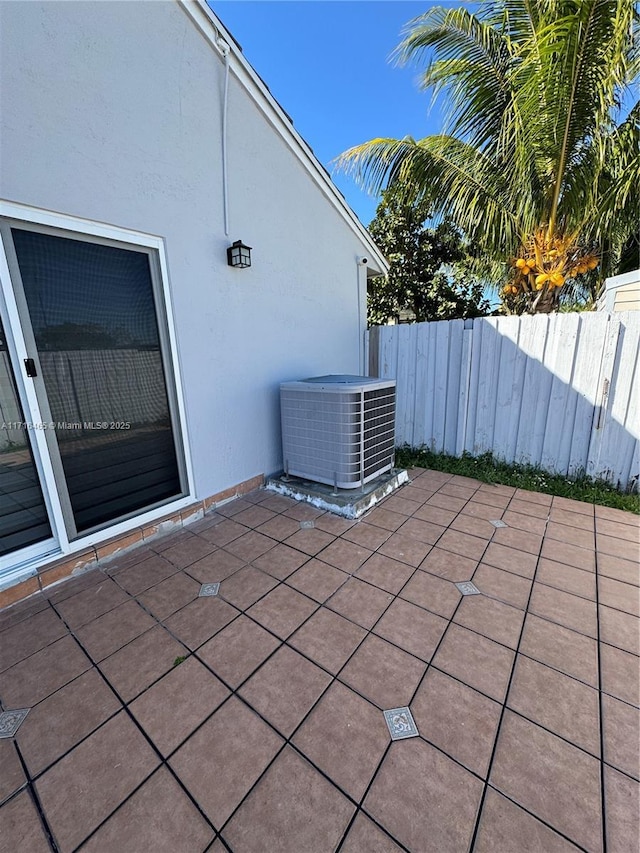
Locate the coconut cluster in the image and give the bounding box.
[502,230,598,299]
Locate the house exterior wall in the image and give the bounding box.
[0,0,378,507]
[597,270,640,312]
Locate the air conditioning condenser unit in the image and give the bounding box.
[280,375,396,490]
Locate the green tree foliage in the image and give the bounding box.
[339,1,639,314]
[367,188,490,324]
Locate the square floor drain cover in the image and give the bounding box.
[455,581,481,596]
[490,519,507,528]
[384,707,419,740]
[299,520,315,529]
[0,709,30,738]
[199,582,220,597]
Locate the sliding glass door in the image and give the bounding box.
[0,220,187,551]
[0,314,53,557]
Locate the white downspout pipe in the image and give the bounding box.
[357,256,368,374]
[217,38,231,236]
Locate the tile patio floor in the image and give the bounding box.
[0,469,639,852]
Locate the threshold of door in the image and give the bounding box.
[265,469,409,519]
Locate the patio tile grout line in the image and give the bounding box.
[10,738,61,853]
[466,507,576,853]
[594,549,609,853]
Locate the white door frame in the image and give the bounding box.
[0,199,196,586]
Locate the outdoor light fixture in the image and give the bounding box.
[227,240,252,268]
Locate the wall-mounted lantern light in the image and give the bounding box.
[227,240,252,268]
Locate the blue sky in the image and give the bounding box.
[211,1,451,226]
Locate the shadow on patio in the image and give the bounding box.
[0,470,638,852]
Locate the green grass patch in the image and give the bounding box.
[173,655,187,667]
[395,446,639,514]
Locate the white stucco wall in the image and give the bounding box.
[0,0,379,500]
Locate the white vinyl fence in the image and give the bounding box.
[368,312,640,491]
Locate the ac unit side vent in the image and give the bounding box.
[280,375,396,489]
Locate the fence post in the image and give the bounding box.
[368,326,379,377]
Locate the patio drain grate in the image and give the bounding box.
[384,707,419,740]
[199,583,220,597]
[490,519,507,528]
[299,520,315,530]
[0,708,30,738]
[455,581,481,596]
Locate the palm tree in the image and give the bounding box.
[337,1,639,313]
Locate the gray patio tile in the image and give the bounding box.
[0,633,91,708]
[0,608,67,673]
[75,600,156,662]
[339,634,425,710]
[222,747,353,853]
[130,656,230,757]
[0,739,26,804]
[507,655,600,757]
[364,738,483,853]
[15,668,120,776]
[520,613,598,687]
[163,596,238,650]
[373,598,447,662]
[433,623,514,702]
[475,788,581,853]
[399,569,461,619]
[528,582,598,638]
[599,604,640,655]
[239,645,331,737]
[490,711,602,852]
[482,542,538,578]
[80,767,215,853]
[98,624,187,702]
[286,559,348,602]
[288,608,366,674]
[377,532,432,567]
[605,764,640,853]
[411,668,501,777]
[419,546,478,581]
[536,558,596,600]
[326,577,393,630]
[453,593,525,649]
[246,585,317,639]
[170,697,283,827]
[0,791,51,853]
[198,614,281,688]
[293,681,389,800]
[601,693,640,779]
[35,711,159,853]
[54,577,129,628]
[340,812,404,852]
[355,553,414,594]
